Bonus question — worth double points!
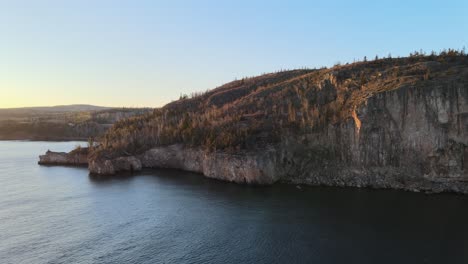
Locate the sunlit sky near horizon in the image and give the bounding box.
[1,0,467,108]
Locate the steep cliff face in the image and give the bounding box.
[89,78,468,192]
[276,80,468,193]
[85,55,468,193]
[90,144,279,184]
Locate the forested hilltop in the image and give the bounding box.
[0,105,151,140]
[95,50,468,158]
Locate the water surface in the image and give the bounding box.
[1,141,467,263]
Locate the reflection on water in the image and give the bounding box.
[1,141,468,264]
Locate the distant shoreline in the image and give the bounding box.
[0,137,88,142]
[0,107,151,143]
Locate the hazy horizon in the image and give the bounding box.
[1,0,467,108]
[0,103,149,110]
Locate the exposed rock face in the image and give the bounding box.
[39,149,88,166]
[90,144,278,184]
[88,79,468,193]
[272,81,468,193]
[140,145,278,184]
[88,156,141,175]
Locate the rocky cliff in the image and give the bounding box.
[89,144,279,184]
[50,54,468,193]
[276,80,468,193]
[39,148,88,166]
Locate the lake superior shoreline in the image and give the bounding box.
[39,144,468,194]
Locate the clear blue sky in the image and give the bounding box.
[1,0,467,108]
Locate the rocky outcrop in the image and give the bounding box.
[38,149,88,166]
[276,79,468,193]
[89,144,278,184]
[88,156,141,175]
[88,78,468,193]
[43,56,468,193]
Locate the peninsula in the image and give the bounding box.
[40,52,468,193]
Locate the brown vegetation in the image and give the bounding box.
[94,50,468,159]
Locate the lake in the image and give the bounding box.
[1,141,468,264]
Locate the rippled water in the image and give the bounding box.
[1,141,468,263]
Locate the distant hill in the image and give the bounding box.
[0,104,111,116]
[0,105,152,140]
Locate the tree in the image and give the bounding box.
[287,101,296,122]
[424,69,431,80]
[88,137,95,151]
[360,72,367,86]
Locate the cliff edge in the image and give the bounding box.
[46,53,468,193]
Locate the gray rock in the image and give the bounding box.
[39,150,88,166]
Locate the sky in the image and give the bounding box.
[0,0,467,108]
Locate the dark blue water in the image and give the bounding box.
[1,141,468,264]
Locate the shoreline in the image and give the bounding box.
[38,145,468,195]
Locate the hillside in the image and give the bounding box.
[97,53,468,156]
[0,104,110,118]
[69,51,468,193]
